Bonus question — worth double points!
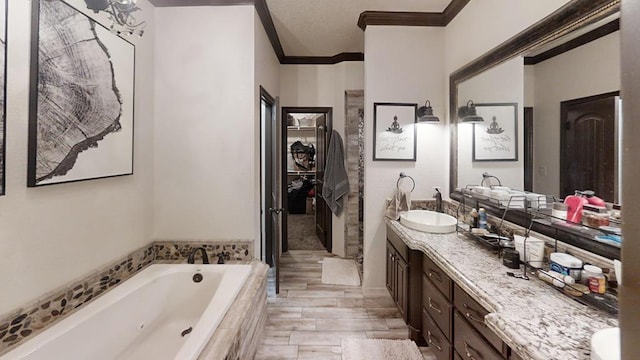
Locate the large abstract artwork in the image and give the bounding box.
[0,0,6,195]
[28,0,135,187]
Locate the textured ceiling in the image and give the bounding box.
[266,0,451,57]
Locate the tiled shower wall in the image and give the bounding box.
[0,240,253,356]
[345,90,364,274]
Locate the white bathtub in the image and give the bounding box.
[1,264,252,360]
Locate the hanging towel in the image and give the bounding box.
[385,189,411,220]
[323,130,349,216]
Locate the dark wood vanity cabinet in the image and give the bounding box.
[421,254,510,360]
[386,226,423,342]
[386,243,408,319]
[385,226,522,359]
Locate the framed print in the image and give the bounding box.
[472,103,518,161]
[373,102,417,161]
[27,0,135,187]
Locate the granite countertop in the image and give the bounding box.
[386,219,618,360]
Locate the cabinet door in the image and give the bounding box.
[386,245,395,297]
[396,254,409,320]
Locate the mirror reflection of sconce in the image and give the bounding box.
[458,100,484,123]
[417,100,440,123]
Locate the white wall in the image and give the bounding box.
[279,62,364,257]
[0,0,155,314]
[363,26,447,290]
[457,57,524,189]
[531,32,620,197]
[153,7,257,248]
[254,10,281,258]
[445,0,571,192]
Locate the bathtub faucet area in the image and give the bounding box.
[187,247,209,264]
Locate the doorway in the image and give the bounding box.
[282,107,333,253]
[260,86,282,294]
[560,91,619,202]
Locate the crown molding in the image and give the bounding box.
[357,0,469,30]
[281,52,364,65]
[524,18,619,65]
[150,0,467,63]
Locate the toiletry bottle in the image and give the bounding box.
[580,190,606,207]
[478,208,487,229]
[564,192,588,224]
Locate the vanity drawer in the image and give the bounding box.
[423,254,452,300]
[454,311,504,360]
[423,274,453,340]
[453,284,504,354]
[422,308,453,360]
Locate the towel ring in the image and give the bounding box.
[397,173,415,192]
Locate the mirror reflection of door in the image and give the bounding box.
[560,91,619,202]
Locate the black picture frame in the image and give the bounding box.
[27,0,136,187]
[373,102,417,161]
[472,103,518,162]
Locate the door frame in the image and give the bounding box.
[260,86,281,293]
[281,107,333,253]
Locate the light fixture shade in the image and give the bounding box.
[458,100,484,123]
[417,100,440,122]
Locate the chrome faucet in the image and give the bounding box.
[434,188,443,213]
[187,247,209,264]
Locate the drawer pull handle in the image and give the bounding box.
[428,269,442,282]
[428,297,442,314]
[426,331,442,351]
[462,303,485,324]
[464,342,481,360]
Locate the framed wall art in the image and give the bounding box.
[373,103,417,161]
[472,103,518,161]
[28,0,135,187]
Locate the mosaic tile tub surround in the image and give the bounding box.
[0,240,255,356]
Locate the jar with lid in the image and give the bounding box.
[582,265,606,294]
[551,202,568,222]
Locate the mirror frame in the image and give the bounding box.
[449,0,621,193]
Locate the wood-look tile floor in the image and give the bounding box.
[256,250,436,360]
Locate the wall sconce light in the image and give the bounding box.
[84,0,146,36]
[458,100,484,123]
[481,172,502,187]
[416,100,440,122]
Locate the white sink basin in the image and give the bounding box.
[591,327,620,360]
[399,210,457,234]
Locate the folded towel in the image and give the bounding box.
[385,189,411,220]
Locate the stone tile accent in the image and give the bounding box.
[344,90,364,274]
[154,240,253,262]
[0,239,255,357]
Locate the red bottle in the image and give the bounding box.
[564,194,588,224]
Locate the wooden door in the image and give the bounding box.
[386,245,395,295]
[396,255,408,320]
[315,113,330,250]
[560,91,618,202]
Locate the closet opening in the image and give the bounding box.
[282,108,333,253]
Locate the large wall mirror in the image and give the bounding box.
[450,0,621,259]
[450,0,621,204]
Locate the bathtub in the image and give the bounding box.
[1,264,252,360]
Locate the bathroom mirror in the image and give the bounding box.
[450,0,621,202]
